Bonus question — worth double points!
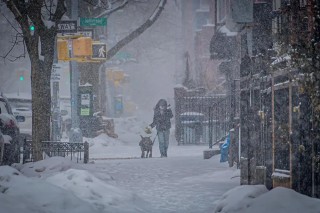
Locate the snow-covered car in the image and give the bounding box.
[0,94,25,164]
[5,93,32,139]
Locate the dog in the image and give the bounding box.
[139,135,153,158]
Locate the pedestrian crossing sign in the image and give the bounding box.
[92,43,107,60]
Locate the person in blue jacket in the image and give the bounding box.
[150,99,173,157]
[220,133,230,163]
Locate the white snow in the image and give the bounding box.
[219,25,238,36]
[271,54,291,66]
[213,185,320,213]
[1,116,320,213]
[180,112,205,116]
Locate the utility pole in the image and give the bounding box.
[69,0,83,143]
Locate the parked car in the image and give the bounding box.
[0,93,25,165]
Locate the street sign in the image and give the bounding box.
[92,43,107,60]
[51,64,61,82]
[77,29,94,38]
[57,20,77,33]
[80,18,107,27]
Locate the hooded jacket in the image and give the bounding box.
[150,99,173,131]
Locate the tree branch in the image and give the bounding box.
[95,0,129,18]
[107,0,166,59]
[52,0,67,22]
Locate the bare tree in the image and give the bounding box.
[2,0,166,161]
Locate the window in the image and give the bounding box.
[217,0,227,23]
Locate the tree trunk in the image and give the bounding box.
[29,31,55,161]
[30,57,52,161]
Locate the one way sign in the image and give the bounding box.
[57,20,77,33]
[92,43,107,60]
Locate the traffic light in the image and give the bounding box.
[29,24,35,36]
[57,40,69,61]
[19,75,24,81]
[73,37,92,57]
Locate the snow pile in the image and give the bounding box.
[2,157,152,213]
[213,185,320,213]
[213,185,268,213]
[86,116,156,159]
[46,169,152,213]
[13,156,83,177]
[0,166,99,213]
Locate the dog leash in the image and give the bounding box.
[152,132,158,145]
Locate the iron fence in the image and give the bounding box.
[176,95,231,146]
[21,139,89,163]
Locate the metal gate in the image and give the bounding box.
[176,95,230,146]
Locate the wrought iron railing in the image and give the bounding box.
[22,139,89,164]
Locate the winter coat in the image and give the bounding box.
[150,99,173,131]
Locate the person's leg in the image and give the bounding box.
[157,131,165,157]
[164,129,170,157]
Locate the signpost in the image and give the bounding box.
[92,43,107,60]
[80,18,107,27]
[57,20,77,33]
[51,63,62,141]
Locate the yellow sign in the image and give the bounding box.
[106,69,124,82]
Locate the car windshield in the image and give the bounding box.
[0,100,9,114]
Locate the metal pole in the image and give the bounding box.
[69,0,83,143]
[52,32,61,141]
[52,81,60,141]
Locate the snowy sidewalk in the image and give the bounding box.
[84,154,239,213]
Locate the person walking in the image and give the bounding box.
[149,99,173,157]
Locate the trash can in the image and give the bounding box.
[180,112,204,144]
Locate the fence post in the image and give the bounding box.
[229,129,235,167]
[84,141,89,164]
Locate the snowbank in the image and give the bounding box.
[213,185,268,213]
[46,169,152,213]
[2,157,152,213]
[0,166,99,213]
[212,185,320,213]
[13,156,83,178]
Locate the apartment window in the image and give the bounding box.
[217,0,227,23]
[196,10,210,30]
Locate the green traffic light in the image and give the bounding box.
[30,25,35,31]
[19,75,24,81]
